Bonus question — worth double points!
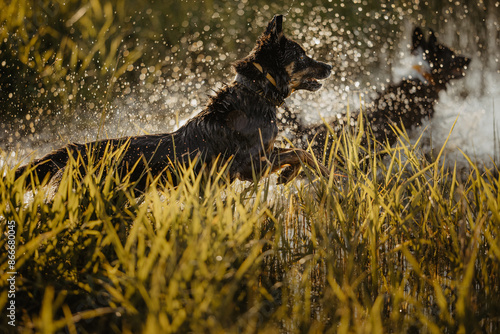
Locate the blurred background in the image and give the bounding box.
[1,0,499,168]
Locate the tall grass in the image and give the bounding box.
[1,125,499,333]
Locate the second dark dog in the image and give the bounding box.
[285,27,470,160]
[15,15,332,192]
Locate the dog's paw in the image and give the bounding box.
[277,165,301,184]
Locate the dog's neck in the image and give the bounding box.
[252,62,278,88]
[234,70,286,107]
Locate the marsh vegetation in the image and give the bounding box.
[1,0,500,332]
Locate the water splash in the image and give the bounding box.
[2,3,499,173]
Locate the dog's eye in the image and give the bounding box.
[299,54,305,61]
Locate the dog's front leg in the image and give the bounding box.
[269,148,330,183]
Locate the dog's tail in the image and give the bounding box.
[14,145,75,189]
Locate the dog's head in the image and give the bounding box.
[234,15,332,98]
[412,27,471,90]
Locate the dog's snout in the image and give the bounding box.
[321,63,332,78]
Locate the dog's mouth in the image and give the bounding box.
[449,66,468,79]
[290,63,332,92]
[302,77,323,91]
[291,59,332,92]
[295,73,331,91]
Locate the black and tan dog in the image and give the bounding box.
[285,27,470,159]
[15,15,332,192]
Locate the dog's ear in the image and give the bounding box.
[411,27,425,53]
[265,14,284,41]
[426,29,440,59]
[428,29,438,48]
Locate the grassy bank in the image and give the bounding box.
[1,127,499,333]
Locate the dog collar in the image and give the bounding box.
[235,81,286,108]
[253,62,278,88]
[412,64,436,86]
[235,70,286,107]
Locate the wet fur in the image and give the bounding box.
[15,15,332,192]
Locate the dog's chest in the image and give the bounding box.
[225,108,278,146]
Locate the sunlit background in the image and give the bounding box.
[1,0,499,169]
[2,2,500,332]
